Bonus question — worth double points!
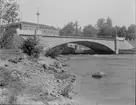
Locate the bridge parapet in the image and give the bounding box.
[42,35,115,41]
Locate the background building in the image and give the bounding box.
[5,21,59,36]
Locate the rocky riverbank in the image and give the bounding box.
[0,50,80,105]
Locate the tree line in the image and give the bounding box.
[59,17,136,41]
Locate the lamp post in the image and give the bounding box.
[35,7,40,39]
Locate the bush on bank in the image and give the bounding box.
[0,31,14,49]
[45,46,64,59]
[20,37,42,58]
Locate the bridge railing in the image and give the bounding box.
[20,33,125,41]
[42,35,116,41]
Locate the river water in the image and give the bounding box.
[65,54,135,105]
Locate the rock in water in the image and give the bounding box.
[91,72,105,79]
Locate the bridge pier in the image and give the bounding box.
[114,39,118,54]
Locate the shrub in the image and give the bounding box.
[0,31,14,49]
[45,46,64,59]
[20,38,42,58]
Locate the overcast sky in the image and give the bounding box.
[18,0,135,28]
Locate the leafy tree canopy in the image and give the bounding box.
[117,26,127,37]
[106,17,112,27]
[59,22,81,36]
[96,17,114,37]
[126,24,136,40]
[96,18,105,30]
[82,25,97,37]
[0,0,20,25]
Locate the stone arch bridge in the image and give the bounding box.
[21,35,134,54]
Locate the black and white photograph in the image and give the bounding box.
[0,0,135,105]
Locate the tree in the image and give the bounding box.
[97,25,116,38]
[117,26,127,37]
[106,17,112,27]
[96,18,105,30]
[0,0,20,25]
[0,0,20,45]
[126,24,136,40]
[82,25,97,37]
[59,22,75,36]
[96,17,115,38]
[59,22,81,36]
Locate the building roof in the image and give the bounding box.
[5,21,58,30]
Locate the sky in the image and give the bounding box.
[18,0,135,28]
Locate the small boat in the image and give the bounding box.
[92,72,105,79]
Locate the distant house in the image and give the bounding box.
[5,21,59,36]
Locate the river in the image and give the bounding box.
[65,54,135,105]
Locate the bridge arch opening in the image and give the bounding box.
[49,41,114,54]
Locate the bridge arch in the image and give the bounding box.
[48,41,114,54]
[72,41,114,54]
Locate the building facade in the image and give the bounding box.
[5,21,59,36]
